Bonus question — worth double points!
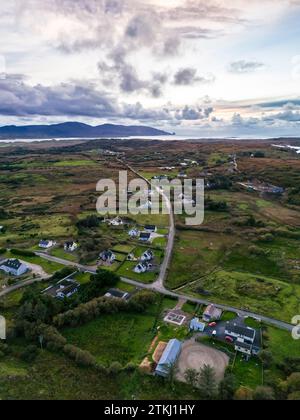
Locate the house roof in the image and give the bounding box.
[1,259,23,270]
[145,225,156,231]
[190,318,206,331]
[156,339,182,376]
[203,304,222,318]
[105,289,130,300]
[226,323,256,341]
[140,232,151,239]
[43,279,79,298]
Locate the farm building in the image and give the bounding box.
[155,339,182,377]
[0,259,28,276]
[190,318,206,332]
[203,305,222,322]
[43,279,80,299]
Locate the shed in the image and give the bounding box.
[155,339,182,377]
[190,318,206,332]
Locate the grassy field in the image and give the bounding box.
[0,350,196,400]
[182,270,300,322]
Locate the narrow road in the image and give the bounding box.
[119,160,175,289]
[0,277,45,298]
[35,252,294,332]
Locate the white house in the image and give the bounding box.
[99,250,116,264]
[128,228,139,238]
[0,259,28,276]
[43,279,80,299]
[64,241,78,252]
[141,249,154,262]
[134,261,151,274]
[39,240,55,249]
[235,338,253,357]
[109,217,123,226]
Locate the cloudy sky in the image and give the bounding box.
[1,0,300,136]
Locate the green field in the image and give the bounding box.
[183,270,300,322]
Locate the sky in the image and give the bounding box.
[1,0,300,137]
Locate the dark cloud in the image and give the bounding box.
[229,60,265,74]
[174,68,215,85]
[0,74,214,123]
[175,106,214,120]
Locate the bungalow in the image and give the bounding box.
[141,249,154,261]
[139,232,151,242]
[0,259,28,277]
[39,240,55,249]
[144,225,157,233]
[100,250,116,264]
[105,289,131,301]
[134,261,152,274]
[64,241,78,252]
[155,339,182,377]
[203,305,222,322]
[43,279,80,299]
[225,322,256,345]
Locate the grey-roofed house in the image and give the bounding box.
[203,304,222,322]
[0,259,28,276]
[105,289,131,301]
[43,279,80,299]
[155,339,182,377]
[225,322,256,344]
[144,225,157,233]
[139,232,151,242]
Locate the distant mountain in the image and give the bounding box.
[0,122,173,139]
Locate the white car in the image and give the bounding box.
[212,330,217,337]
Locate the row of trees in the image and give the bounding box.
[53,290,157,328]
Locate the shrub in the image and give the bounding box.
[20,345,39,363]
[10,249,35,257]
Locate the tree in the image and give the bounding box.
[198,365,217,400]
[166,362,178,388]
[20,345,39,363]
[259,350,273,369]
[184,368,199,388]
[219,373,237,400]
[253,386,275,400]
[234,387,253,400]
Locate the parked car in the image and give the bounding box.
[212,330,217,337]
[225,336,234,343]
[209,322,217,327]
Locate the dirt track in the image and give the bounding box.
[177,339,229,383]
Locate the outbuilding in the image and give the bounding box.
[155,339,182,377]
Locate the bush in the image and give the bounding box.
[20,345,39,363]
[10,249,35,257]
[63,344,96,367]
[0,248,6,255]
